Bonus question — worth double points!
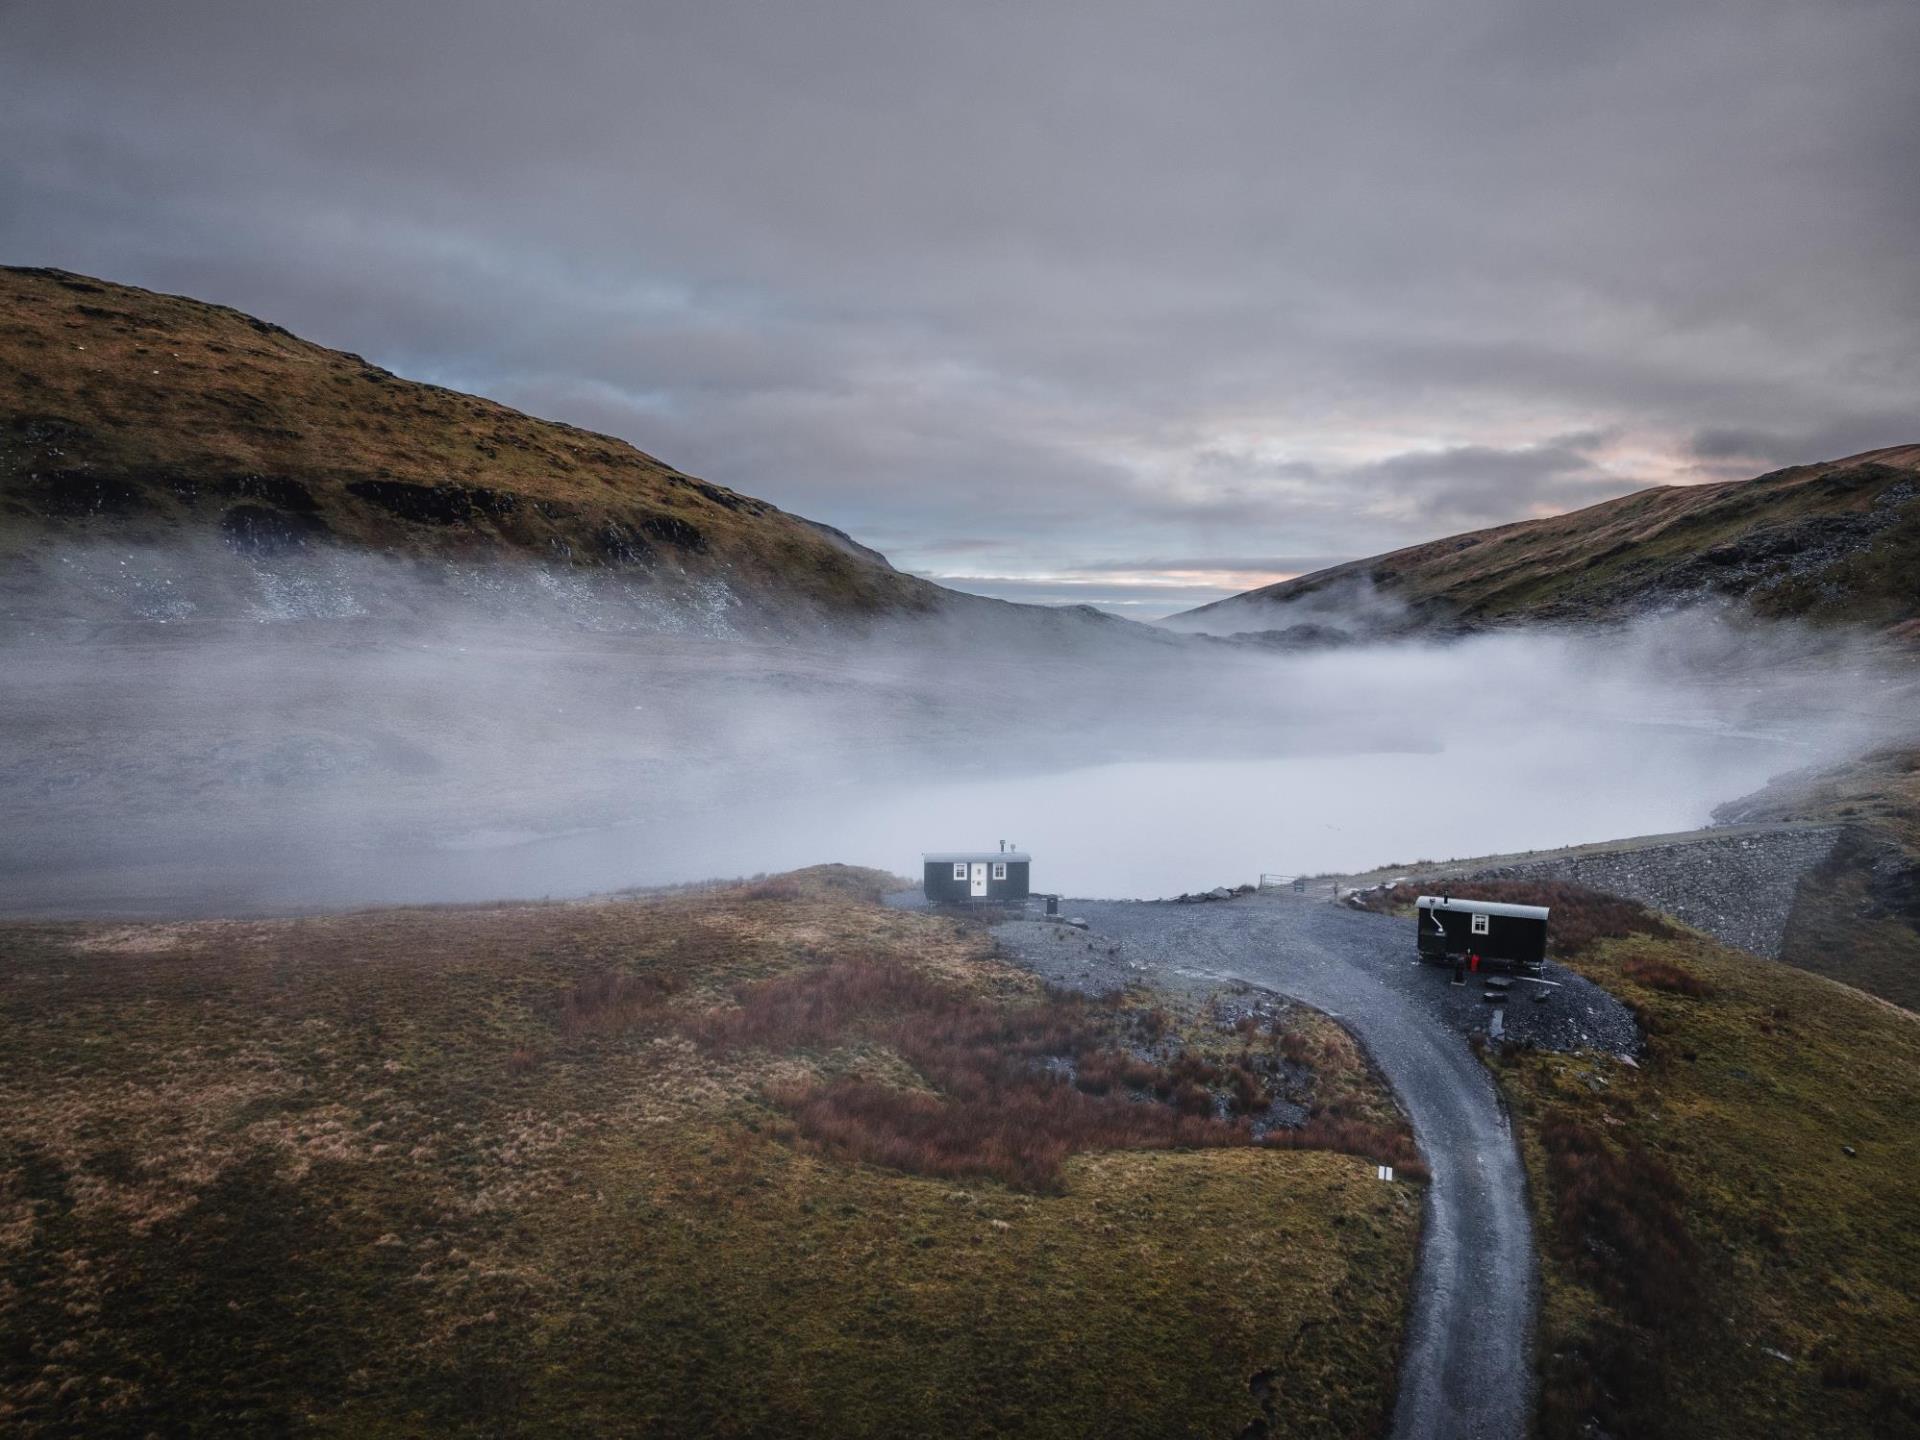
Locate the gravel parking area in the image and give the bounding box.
[992,902,1640,1057]
[989,917,1143,995]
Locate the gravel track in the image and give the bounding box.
[994,891,1586,1440]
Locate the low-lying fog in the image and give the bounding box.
[3,544,1913,916]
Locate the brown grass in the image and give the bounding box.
[1522,1107,1709,1437]
[0,869,1423,1438]
[739,876,806,902]
[1538,1116,1698,1323]
[770,1076,1239,1192]
[1263,1118,1425,1179]
[1490,929,1920,1439]
[689,956,1420,1191]
[1073,1049,1164,1095]
[1619,954,1713,997]
[557,968,683,1037]
[693,955,986,1055]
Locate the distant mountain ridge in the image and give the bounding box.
[0,266,954,621]
[1170,444,1920,638]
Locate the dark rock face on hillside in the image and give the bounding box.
[1172,446,1920,637]
[1457,828,1842,959]
[1598,475,1919,621]
[1802,827,1920,931]
[218,502,330,553]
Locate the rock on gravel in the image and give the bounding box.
[992,917,1137,996]
[1418,959,1640,1055]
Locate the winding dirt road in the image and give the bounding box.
[1066,893,1537,1440]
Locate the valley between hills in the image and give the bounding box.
[3,267,1918,1440]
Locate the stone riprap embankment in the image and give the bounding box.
[1450,826,1839,959]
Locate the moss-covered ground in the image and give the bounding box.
[1489,928,1920,1438]
[0,866,1420,1438]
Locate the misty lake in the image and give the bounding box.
[430,717,1814,904]
[3,604,1905,917]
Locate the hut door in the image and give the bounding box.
[970,863,989,897]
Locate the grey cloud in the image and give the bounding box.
[3,0,1916,582]
[1685,415,1920,476]
[925,576,1245,615]
[932,555,1362,618]
[1336,437,1627,528]
[1121,436,1639,553]
[1062,557,1353,576]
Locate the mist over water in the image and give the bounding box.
[2,545,1911,915]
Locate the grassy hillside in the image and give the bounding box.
[1717,746,1920,1012]
[1176,444,1920,635]
[1488,923,1920,1439]
[1355,877,1919,1434]
[0,866,1421,1438]
[0,267,940,617]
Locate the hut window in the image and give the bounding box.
[1471,913,1490,935]
[953,862,968,880]
[992,862,1007,880]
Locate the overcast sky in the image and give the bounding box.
[5,1,1916,615]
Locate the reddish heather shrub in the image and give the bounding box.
[1261,1119,1426,1179]
[1619,955,1714,998]
[740,877,805,902]
[1070,1055,1113,1096]
[691,956,1419,1191]
[1539,1116,1697,1324]
[769,1074,1243,1193]
[694,957,978,1053]
[1169,1081,1215,1117]
[1168,1052,1223,1086]
[559,969,682,1038]
[1227,1063,1270,1115]
[1072,1049,1162,1096]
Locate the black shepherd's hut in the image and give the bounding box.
[923,850,1031,903]
[1415,894,1549,972]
